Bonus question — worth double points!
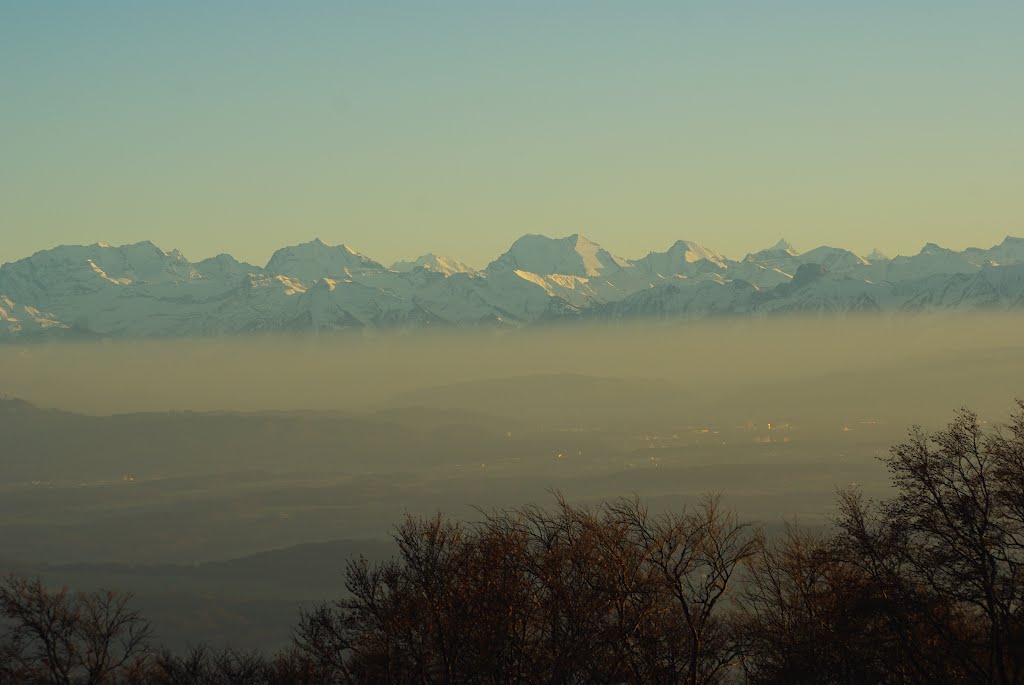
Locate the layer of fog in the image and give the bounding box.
[2,313,1022,425]
[5,313,1023,650]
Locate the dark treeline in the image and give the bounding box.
[3,403,1024,684]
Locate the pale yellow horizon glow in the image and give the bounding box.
[2,3,1021,268]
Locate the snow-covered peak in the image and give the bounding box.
[798,246,870,271]
[391,253,477,276]
[486,234,631,277]
[882,242,981,281]
[865,248,889,263]
[919,242,950,256]
[983,236,1024,265]
[667,240,726,265]
[741,239,801,273]
[634,240,727,276]
[0,241,197,290]
[765,239,799,256]
[194,253,263,280]
[265,238,386,282]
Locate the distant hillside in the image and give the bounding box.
[14,538,395,593]
[0,398,523,482]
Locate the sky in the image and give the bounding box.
[2,1,1022,268]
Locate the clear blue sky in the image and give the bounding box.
[2,1,1022,267]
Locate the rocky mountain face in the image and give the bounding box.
[2,235,1023,339]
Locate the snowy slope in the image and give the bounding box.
[879,243,984,282]
[633,240,728,276]
[265,238,386,282]
[391,254,477,276]
[2,234,1024,339]
[486,234,631,277]
[0,295,70,337]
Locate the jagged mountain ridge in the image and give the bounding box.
[2,235,1023,339]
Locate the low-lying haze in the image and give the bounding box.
[2,313,1020,420]
[2,313,1022,650]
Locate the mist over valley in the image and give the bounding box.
[2,316,1021,653]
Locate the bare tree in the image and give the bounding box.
[293,494,759,684]
[735,521,915,684]
[834,405,1024,685]
[634,495,761,685]
[0,574,152,685]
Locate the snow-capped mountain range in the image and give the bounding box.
[2,234,1023,339]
